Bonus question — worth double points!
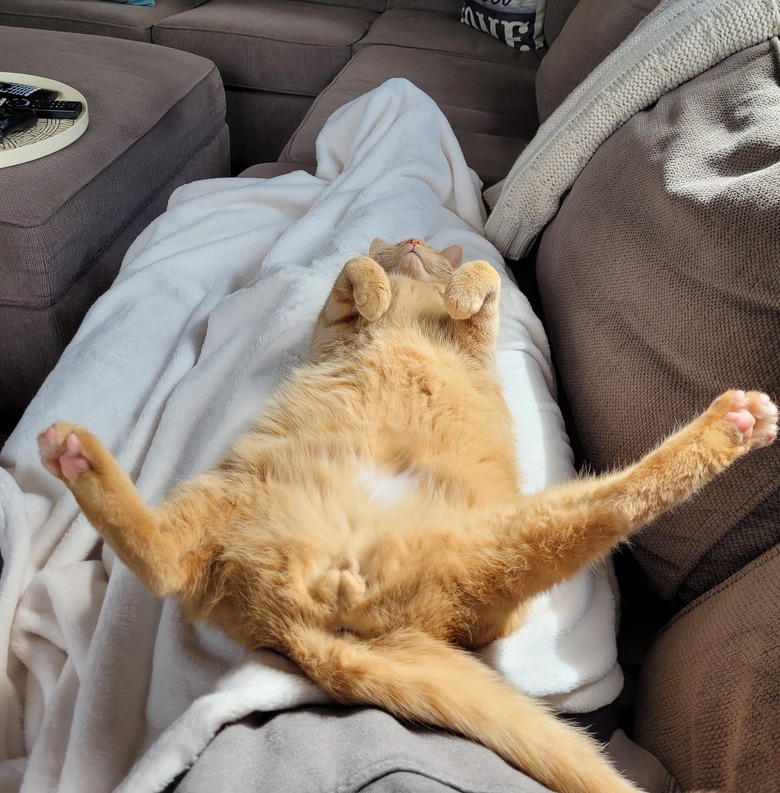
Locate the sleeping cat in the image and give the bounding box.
[38,238,776,793]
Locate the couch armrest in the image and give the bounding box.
[635,544,780,793]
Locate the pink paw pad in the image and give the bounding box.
[722,410,756,443]
[723,391,778,444]
[37,426,90,481]
[59,433,90,481]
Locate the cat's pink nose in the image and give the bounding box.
[409,238,422,249]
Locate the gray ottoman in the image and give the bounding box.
[0,26,230,434]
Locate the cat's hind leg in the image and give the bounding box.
[38,422,227,598]
[382,390,777,637]
[443,260,501,360]
[481,389,777,601]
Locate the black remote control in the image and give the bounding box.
[0,81,57,101]
[0,97,82,119]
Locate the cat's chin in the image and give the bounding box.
[396,252,437,281]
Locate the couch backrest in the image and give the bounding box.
[536,0,662,122]
[543,0,579,44]
[534,37,780,605]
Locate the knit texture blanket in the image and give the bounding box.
[0,80,620,793]
[484,0,780,258]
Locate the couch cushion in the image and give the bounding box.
[281,45,538,186]
[535,0,661,122]
[306,0,386,10]
[388,0,464,11]
[0,24,228,429]
[153,0,379,95]
[356,8,543,65]
[534,39,780,603]
[635,544,780,792]
[0,0,206,42]
[0,26,226,311]
[541,0,578,44]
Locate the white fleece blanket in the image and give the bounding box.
[484,0,780,258]
[0,79,621,793]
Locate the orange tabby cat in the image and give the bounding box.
[38,238,776,793]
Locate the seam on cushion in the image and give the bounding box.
[654,542,780,637]
[153,25,374,48]
[352,43,540,71]
[354,38,542,67]
[437,101,536,124]
[0,66,222,231]
[223,83,318,99]
[0,10,154,31]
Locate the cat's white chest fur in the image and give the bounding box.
[357,463,419,505]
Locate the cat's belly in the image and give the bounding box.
[356,462,420,506]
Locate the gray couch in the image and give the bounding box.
[2,1,778,791]
[0,0,573,177]
[0,0,574,437]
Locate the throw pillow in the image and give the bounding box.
[534,39,780,605]
[460,0,546,51]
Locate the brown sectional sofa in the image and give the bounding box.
[0,0,554,175]
[2,1,779,791]
[0,0,563,436]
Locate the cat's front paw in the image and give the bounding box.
[443,260,500,320]
[712,390,777,447]
[345,256,391,321]
[38,423,93,482]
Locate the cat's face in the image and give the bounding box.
[368,238,463,283]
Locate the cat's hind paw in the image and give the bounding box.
[38,423,93,482]
[716,390,777,447]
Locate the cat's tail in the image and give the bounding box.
[286,626,641,793]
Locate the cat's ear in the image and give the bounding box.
[440,244,463,269]
[369,238,390,258]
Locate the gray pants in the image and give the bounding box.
[174,705,679,792]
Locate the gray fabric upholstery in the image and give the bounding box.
[310,0,386,10]
[0,25,229,430]
[153,0,379,95]
[176,707,676,793]
[541,0,580,45]
[534,39,780,603]
[388,0,463,11]
[281,44,538,186]
[1,127,229,430]
[636,544,780,792]
[225,88,314,174]
[238,162,315,178]
[0,0,545,173]
[0,0,207,42]
[355,8,543,64]
[535,0,661,122]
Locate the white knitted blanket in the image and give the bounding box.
[484,0,780,258]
